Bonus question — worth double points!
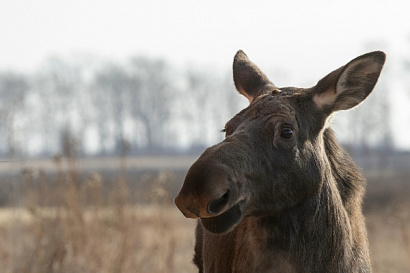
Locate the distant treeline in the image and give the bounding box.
[0,54,396,157]
[0,56,244,157]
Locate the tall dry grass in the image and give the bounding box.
[0,157,409,273]
[1,158,196,273]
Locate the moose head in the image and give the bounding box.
[175,50,385,235]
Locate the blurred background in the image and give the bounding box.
[0,1,409,272]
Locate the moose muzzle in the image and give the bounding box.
[174,158,235,219]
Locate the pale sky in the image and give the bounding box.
[2,1,410,75]
[1,0,410,149]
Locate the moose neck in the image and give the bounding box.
[270,128,369,272]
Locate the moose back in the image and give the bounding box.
[175,50,385,273]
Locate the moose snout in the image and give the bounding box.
[207,190,230,215]
[174,189,230,219]
[174,161,235,219]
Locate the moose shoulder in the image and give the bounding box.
[175,51,385,273]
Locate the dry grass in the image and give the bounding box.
[367,205,410,273]
[0,158,409,273]
[0,205,196,273]
[1,160,197,273]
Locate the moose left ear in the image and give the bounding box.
[233,50,274,103]
[313,51,386,113]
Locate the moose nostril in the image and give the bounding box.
[208,190,229,215]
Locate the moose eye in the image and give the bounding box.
[280,128,294,140]
[220,127,229,137]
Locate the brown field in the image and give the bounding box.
[0,156,409,273]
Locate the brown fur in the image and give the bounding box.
[175,51,385,272]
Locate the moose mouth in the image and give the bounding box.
[200,200,245,234]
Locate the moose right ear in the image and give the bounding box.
[313,51,386,114]
[233,50,274,103]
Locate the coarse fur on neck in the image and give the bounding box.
[267,128,370,272]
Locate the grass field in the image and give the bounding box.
[0,156,409,272]
[1,206,197,273]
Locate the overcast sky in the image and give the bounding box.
[2,1,409,74]
[1,0,410,149]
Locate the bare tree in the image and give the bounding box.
[0,72,28,155]
[30,58,86,155]
[91,64,132,154]
[128,57,175,152]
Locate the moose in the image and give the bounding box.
[175,50,385,272]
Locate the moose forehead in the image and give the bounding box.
[225,87,313,133]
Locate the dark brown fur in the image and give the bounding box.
[175,51,385,272]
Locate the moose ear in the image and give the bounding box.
[313,51,386,113]
[233,50,273,103]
